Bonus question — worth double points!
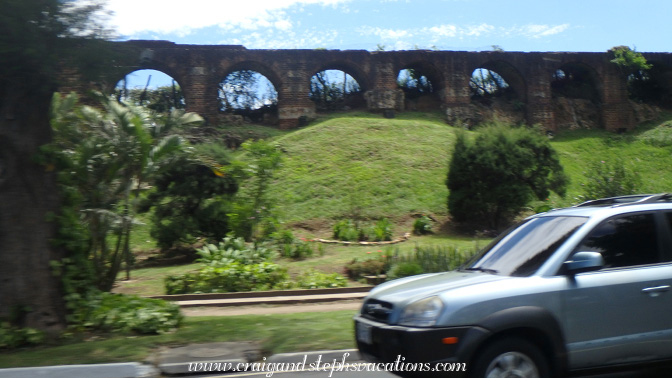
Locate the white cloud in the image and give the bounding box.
[510,24,570,39]
[101,0,351,36]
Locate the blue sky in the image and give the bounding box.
[100,0,671,87]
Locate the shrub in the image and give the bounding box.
[196,235,277,267]
[333,219,360,241]
[67,292,182,334]
[412,215,434,235]
[0,323,45,349]
[387,245,477,276]
[579,159,641,200]
[447,124,567,229]
[165,262,289,294]
[333,218,394,242]
[271,230,317,260]
[344,258,388,280]
[293,270,348,289]
[387,262,425,280]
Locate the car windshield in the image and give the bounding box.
[462,216,588,277]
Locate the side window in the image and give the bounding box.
[574,213,659,268]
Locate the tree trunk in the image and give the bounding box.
[0,80,66,333]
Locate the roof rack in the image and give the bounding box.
[575,193,672,208]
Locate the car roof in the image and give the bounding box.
[535,193,672,219]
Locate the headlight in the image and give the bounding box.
[399,296,443,327]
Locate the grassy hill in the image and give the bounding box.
[265,111,672,226]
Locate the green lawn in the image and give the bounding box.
[0,311,356,368]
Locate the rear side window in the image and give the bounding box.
[573,213,659,268]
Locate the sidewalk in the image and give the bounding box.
[0,288,369,378]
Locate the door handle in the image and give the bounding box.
[642,285,670,297]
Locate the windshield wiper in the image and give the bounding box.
[463,267,499,274]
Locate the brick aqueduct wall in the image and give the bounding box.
[64,40,672,131]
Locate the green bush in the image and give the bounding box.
[0,323,45,349]
[196,235,277,267]
[165,262,289,294]
[293,270,348,289]
[447,124,567,229]
[333,218,394,242]
[387,262,425,280]
[579,159,641,201]
[412,215,434,235]
[271,229,317,260]
[344,257,388,280]
[387,245,477,276]
[67,292,182,334]
[333,219,360,241]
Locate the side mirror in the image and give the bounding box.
[564,251,604,275]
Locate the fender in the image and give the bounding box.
[455,306,568,374]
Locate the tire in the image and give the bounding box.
[470,337,550,378]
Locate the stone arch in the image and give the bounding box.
[217,61,281,124]
[465,60,527,125]
[630,59,672,107]
[113,68,186,112]
[309,61,367,111]
[397,61,443,111]
[551,61,603,129]
[551,62,602,104]
[469,60,527,102]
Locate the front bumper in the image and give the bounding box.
[354,315,490,376]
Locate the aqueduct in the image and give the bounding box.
[62,40,672,131]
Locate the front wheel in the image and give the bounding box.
[470,337,550,378]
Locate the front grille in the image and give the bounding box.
[361,299,393,323]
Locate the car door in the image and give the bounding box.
[561,212,672,369]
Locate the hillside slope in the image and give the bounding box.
[267,112,672,224]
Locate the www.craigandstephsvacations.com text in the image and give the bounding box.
[188,352,467,377]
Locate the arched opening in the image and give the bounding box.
[468,62,525,125]
[309,69,364,112]
[397,67,440,111]
[628,60,672,108]
[551,63,602,129]
[218,69,278,124]
[114,69,185,113]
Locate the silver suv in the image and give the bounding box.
[355,194,672,378]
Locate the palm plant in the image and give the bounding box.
[50,92,202,291]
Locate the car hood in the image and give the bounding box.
[367,270,508,305]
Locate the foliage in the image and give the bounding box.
[385,244,477,279]
[0,323,45,349]
[196,235,277,266]
[228,140,284,241]
[609,46,652,76]
[578,159,641,201]
[397,69,433,99]
[219,70,278,113]
[344,257,388,280]
[46,92,202,291]
[638,120,672,147]
[291,270,348,289]
[447,124,568,228]
[470,69,510,98]
[115,84,185,113]
[67,292,182,334]
[165,262,289,294]
[332,218,394,242]
[139,144,239,250]
[272,230,318,260]
[310,70,362,111]
[386,262,424,280]
[609,46,657,103]
[412,215,434,235]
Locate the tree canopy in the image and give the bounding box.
[447,124,568,229]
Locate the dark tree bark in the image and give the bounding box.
[0,80,66,333]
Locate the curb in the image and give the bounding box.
[149,286,372,302]
[0,362,158,378]
[0,349,362,378]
